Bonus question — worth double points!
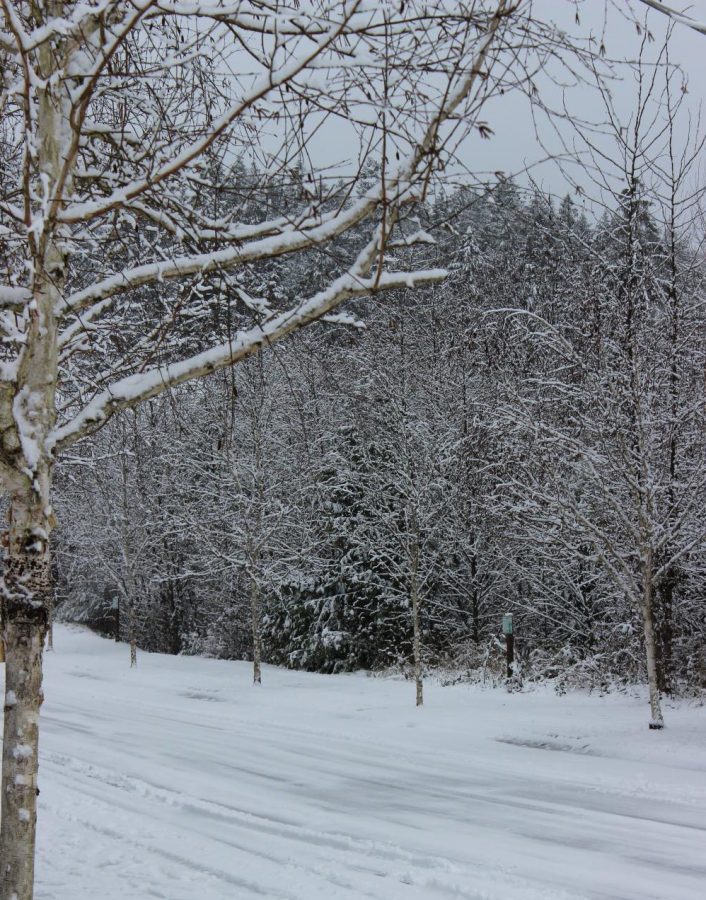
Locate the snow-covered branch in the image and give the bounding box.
[51,266,446,452]
[636,0,706,36]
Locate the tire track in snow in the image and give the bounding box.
[41,750,580,900]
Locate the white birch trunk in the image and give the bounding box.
[1,8,68,888]
[642,549,664,729]
[1,493,52,900]
[412,583,423,708]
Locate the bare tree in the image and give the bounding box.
[174,355,297,684]
[491,38,706,727]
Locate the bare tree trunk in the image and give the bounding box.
[412,582,423,707]
[654,202,680,698]
[1,494,51,900]
[128,599,137,668]
[410,522,423,707]
[249,359,264,687]
[120,450,138,670]
[642,550,664,729]
[469,544,480,644]
[250,575,262,686]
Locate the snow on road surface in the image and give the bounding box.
[5,626,705,900]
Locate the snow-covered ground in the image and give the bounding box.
[8,625,706,900]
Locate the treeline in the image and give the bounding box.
[55,176,706,705]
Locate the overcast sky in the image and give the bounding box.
[469,0,706,205]
[482,0,706,192]
[294,0,706,213]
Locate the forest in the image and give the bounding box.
[56,162,706,723]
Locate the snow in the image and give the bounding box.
[0,286,31,309]
[12,744,32,760]
[5,625,705,900]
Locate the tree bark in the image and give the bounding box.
[470,546,480,645]
[412,584,423,707]
[250,576,262,686]
[642,550,664,729]
[410,524,423,707]
[128,599,137,669]
[1,494,51,900]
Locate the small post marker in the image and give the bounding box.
[502,613,514,680]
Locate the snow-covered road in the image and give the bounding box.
[7,626,706,899]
